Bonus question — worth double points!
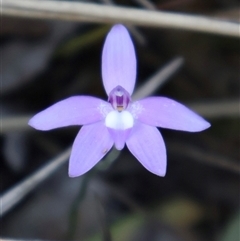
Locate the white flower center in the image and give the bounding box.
[105,110,134,130]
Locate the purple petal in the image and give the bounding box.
[69,122,114,177]
[126,122,166,176]
[102,24,136,96]
[130,97,210,132]
[29,96,111,130]
[107,128,132,150]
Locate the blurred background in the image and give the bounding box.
[1,0,239,241]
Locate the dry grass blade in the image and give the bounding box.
[0,148,71,216]
[132,57,184,100]
[1,115,32,133]
[188,99,240,118]
[2,0,239,37]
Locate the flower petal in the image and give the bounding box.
[107,128,132,150]
[126,122,166,176]
[29,96,111,130]
[131,97,210,132]
[102,24,136,96]
[69,122,114,177]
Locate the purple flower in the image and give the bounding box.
[29,24,210,177]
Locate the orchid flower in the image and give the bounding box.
[29,24,210,177]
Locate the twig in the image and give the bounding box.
[2,1,239,37]
[132,57,184,100]
[0,148,71,216]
